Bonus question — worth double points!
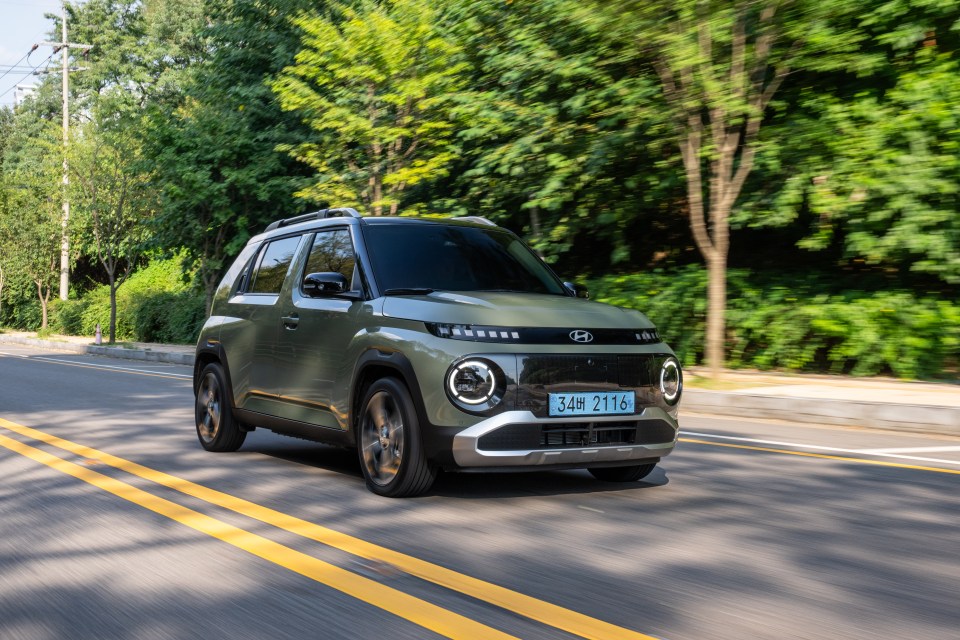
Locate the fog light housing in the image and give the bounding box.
[446,359,503,412]
[660,357,682,405]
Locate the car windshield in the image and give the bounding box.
[363,223,568,296]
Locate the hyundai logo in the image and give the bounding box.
[569,330,594,343]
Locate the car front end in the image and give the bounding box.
[371,291,682,473]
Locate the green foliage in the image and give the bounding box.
[50,257,204,344]
[2,289,44,331]
[773,50,960,283]
[0,106,63,328]
[70,119,156,341]
[592,267,959,379]
[130,289,206,344]
[3,0,959,381]
[273,0,467,215]
[140,0,317,305]
[443,0,677,265]
[35,327,55,339]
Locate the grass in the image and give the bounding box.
[34,328,67,342]
[683,374,763,391]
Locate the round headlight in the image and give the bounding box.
[447,360,498,406]
[660,358,682,405]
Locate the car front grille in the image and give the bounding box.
[517,354,656,387]
[514,354,661,416]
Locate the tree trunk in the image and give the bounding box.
[203,260,217,317]
[653,7,787,380]
[37,280,49,330]
[108,273,118,344]
[706,251,727,380]
[373,173,383,216]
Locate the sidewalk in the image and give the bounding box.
[1,331,958,437]
[682,367,960,437]
[0,331,194,366]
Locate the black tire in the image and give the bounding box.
[588,463,657,483]
[357,377,437,497]
[195,362,246,452]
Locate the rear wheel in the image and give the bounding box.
[358,377,436,497]
[195,362,246,452]
[588,463,657,483]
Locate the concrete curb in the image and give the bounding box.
[683,388,960,438]
[0,335,195,367]
[3,333,957,437]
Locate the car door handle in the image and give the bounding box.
[281,313,299,330]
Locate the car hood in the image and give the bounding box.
[380,291,655,329]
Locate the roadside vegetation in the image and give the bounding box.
[0,0,957,379]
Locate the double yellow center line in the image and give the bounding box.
[0,417,656,640]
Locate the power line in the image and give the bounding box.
[0,51,55,101]
[0,45,37,84]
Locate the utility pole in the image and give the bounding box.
[41,3,91,300]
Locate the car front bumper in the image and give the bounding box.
[450,408,678,469]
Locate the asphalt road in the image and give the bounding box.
[1,344,958,640]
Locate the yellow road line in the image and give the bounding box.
[0,430,517,640]
[680,437,960,475]
[0,417,657,640]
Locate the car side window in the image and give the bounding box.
[248,236,302,294]
[303,229,358,291]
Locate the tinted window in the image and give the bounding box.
[248,236,301,294]
[363,224,566,295]
[304,229,357,290]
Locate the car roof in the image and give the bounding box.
[249,213,502,246]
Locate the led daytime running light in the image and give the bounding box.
[660,358,682,405]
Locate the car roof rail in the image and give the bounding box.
[451,216,497,227]
[264,207,361,232]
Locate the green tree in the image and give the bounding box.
[0,111,63,329]
[273,0,467,215]
[774,49,960,284]
[590,0,874,378]
[442,0,674,266]
[70,123,154,342]
[142,0,318,311]
[0,107,13,321]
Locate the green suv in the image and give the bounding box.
[193,208,682,497]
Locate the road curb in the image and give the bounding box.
[683,389,960,438]
[0,335,195,367]
[3,333,957,437]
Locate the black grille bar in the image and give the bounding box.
[518,354,657,387]
[477,419,676,451]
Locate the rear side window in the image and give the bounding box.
[303,229,357,290]
[248,236,301,294]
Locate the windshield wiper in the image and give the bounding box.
[383,287,436,296]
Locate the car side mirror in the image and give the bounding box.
[563,281,590,299]
[302,272,350,298]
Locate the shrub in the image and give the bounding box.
[133,290,206,344]
[590,267,959,379]
[49,256,205,344]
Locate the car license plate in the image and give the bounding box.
[548,391,635,417]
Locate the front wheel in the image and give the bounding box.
[588,463,657,483]
[195,362,246,452]
[357,378,437,497]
